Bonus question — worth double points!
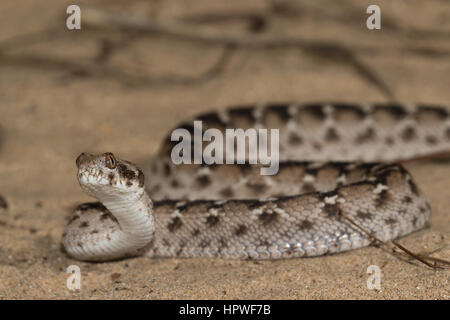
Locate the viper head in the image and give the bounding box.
[76,152,145,198]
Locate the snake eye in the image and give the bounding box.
[105,153,117,169]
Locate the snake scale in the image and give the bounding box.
[62,102,450,261]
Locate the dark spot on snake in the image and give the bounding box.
[323,204,341,217]
[238,163,252,174]
[305,168,318,176]
[375,190,390,208]
[403,196,413,204]
[301,104,326,120]
[192,228,200,237]
[137,169,145,187]
[206,215,219,227]
[167,217,183,232]
[333,103,367,119]
[196,175,211,187]
[412,216,418,227]
[90,230,99,234]
[333,162,352,175]
[426,135,438,145]
[218,238,228,249]
[356,210,373,220]
[76,202,108,212]
[235,225,248,236]
[266,104,291,121]
[109,173,115,184]
[355,127,375,144]
[349,181,376,189]
[373,167,394,185]
[100,212,118,223]
[126,181,133,187]
[288,133,303,145]
[172,199,213,213]
[62,232,67,237]
[219,187,234,198]
[302,183,316,193]
[170,179,180,188]
[279,161,308,170]
[325,127,340,142]
[408,180,419,195]
[402,126,417,141]
[79,221,89,228]
[118,163,136,181]
[416,105,448,119]
[384,217,397,225]
[77,242,83,248]
[395,165,409,177]
[68,215,80,224]
[258,210,278,225]
[246,182,267,194]
[162,238,170,247]
[176,241,186,256]
[239,199,262,210]
[373,104,408,119]
[419,206,427,214]
[153,199,177,208]
[0,195,8,209]
[298,220,313,231]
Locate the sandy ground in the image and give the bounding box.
[0,0,449,299]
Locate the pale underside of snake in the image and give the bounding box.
[62,102,450,262]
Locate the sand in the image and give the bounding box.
[0,0,449,299]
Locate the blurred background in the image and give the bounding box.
[0,0,449,299]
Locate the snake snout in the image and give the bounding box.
[76,152,92,168]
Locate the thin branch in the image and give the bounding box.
[340,213,449,269]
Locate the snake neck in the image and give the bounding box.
[100,190,155,256]
[64,188,156,262]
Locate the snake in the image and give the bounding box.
[62,102,450,262]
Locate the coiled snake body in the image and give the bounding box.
[62,102,450,261]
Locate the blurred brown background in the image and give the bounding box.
[0,0,449,299]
